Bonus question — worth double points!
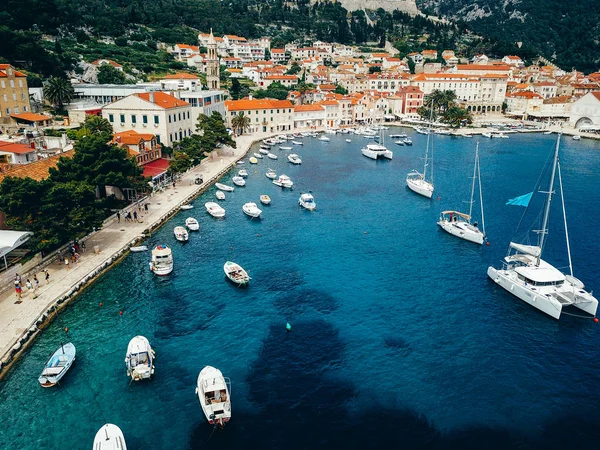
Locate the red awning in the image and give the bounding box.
[142,158,170,178]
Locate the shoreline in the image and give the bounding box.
[0,130,286,380]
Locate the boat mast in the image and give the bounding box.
[538,135,560,262]
[557,158,573,276]
[468,143,479,220]
[477,148,486,235]
[423,101,434,179]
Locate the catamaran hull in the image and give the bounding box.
[361,149,393,160]
[487,267,563,319]
[438,220,484,245]
[407,179,433,198]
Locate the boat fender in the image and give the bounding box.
[594,318,598,323]
[286,323,292,332]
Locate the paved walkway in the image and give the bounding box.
[0,132,272,365]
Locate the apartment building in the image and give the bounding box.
[0,64,31,124]
[224,97,294,133]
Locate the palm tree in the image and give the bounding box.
[439,90,457,112]
[43,76,75,111]
[442,106,473,128]
[83,115,113,135]
[231,112,251,135]
[297,82,313,105]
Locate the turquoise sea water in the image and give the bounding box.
[1,130,600,449]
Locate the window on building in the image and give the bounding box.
[5,108,10,114]
[169,115,172,123]
[109,114,114,123]
[187,111,190,119]
[120,114,125,123]
[170,134,173,142]
[18,80,23,88]
[132,115,137,124]
[10,80,14,88]
[2,94,6,102]
[14,107,19,114]
[0,81,4,88]
[143,115,148,124]
[23,106,27,112]
[178,113,182,121]
[154,116,159,124]
[12,94,16,101]
[21,93,25,100]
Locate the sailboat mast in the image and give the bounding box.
[477,149,486,235]
[468,143,479,219]
[557,159,573,276]
[538,135,560,259]
[423,101,434,178]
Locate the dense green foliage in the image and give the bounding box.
[419,89,472,127]
[254,82,291,101]
[418,0,600,72]
[97,64,130,84]
[0,121,146,253]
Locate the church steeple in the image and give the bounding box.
[206,28,220,90]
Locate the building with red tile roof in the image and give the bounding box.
[224,97,294,134]
[0,64,31,124]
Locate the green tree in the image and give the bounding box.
[334,84,348,95]
[43,76,74,111]
[97,64,128,84]
[77,115,113,138]
[231,112,251,135]
[442,106,473,127]
[196,112,235,152]
[417,105,438,122]
[297,82,314,105]
[368,66,382,74]
[287,62,301,75]
[407,58,416,74]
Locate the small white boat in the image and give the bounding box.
[93,424,127,450]
[280,146,293,150]
[238,170,249,178]
[205,202,226,218]
[265,169,277,179]
[254,152,263,159]
[415,127,429,135]
[345,139,352,143]
[267,153,278,160]
[196,366,232,426]
[318,135,330,142]
[236,160,245,165]
[223,261,250,286]
[185,217,200,231]
[232,176,246,187]
[242,202,262,218]
[361,143,393,160]
[273,174,293,188]
[543,131,553,135]
[38,343,76,387]
[130,245,148,252]
[215,183,234,192]
[389,134,406,138]
[481,132,493,138]
[288,154,302,164]
[260,195,271,205]
[149,245,173,275]
[299,193,316,211]
[259,148,269,155]
[249,157,258,164]
[403,138,413,145]
[292,141,303,145]
[497,133,509,139]
[395,140,405,146]
[180,204,194,210]
[572,135,581,140]
[174,226,189,242]
[216,190,226,200]
[125,336,155,381]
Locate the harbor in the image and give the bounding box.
[1,129,600,449]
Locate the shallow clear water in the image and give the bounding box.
[1,131,600,449]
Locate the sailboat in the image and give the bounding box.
[407,103,434,198]
[437,143,486,244]
[487,135,598,320]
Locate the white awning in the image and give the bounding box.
[510,242,541,257]
[0,231,33,258]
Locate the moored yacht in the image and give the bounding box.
[407,105,434,198]
[196,366,232,426]
[299,193,316,210]
[38,343,76,387]
[149,245,173,275]
[223,261,250,285]
[232,176,246,187]
[260,195,271,205]
[272,174,293,188]
[125,336,155,381]
[173,226,189,242]
[361,143,393,160]
[265,169,277,179]
[242,202,262,218]
[205,202,226,218]
[185,217,199,231]
[318,135,330,142]
[215,183,234,192]
[288,154,302,164]
[93,424,127,450]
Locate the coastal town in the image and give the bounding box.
[1,14,600,448]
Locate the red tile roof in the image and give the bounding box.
[162,72,199,79]
[0,64,27,77]
[294,105,325,112]
[112,130,156,145]
[10,113,52,122]
[0,150,74,182]
[456,64,511,71]
[0,142,35,154]
[135,92,189,109]
[225,98,293,111]
[91,59,123,68]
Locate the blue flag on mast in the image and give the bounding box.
[506,192,533,207]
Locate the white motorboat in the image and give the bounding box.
[125,336,155,381]
[415,127,429,135]
[185,217,200,231]
[180,204,194,210]
[437,143,486,245]
[130,246,148,252]
[259,148,269,155]
[389,134,402,138]
[242,202,262,218]
[260,195,271,205]
[318,135,330,142]
[232,176,246,187]
[279,146,293,150]
[196,366,232,426]
[407,105,434,198]
[273,174,293,188]
[267,153,278,160]
[239,168,250,177]
[253,152,263,159]
[215,183,234,192]
[299,193,316,211]
[361,143,393,160]
[216,190,226,201]
[205,202,226,218]
[572,135,581,140]
[488,136,598,320]
[223,261,250,286]
[174,226,189,242]
[93,424,127,450]
[543,131,553,135]
[149,245,173,275]
[288,154,302,164]
[265,169,277,179]
[434,128,452,135]
[236,160,245,165]
[345,139,351,143]
[38,342,76,387]
[481,132,493,138]
[249,157,258,164]
[403,138,413,145]
[292,141,303,145]
[394,140,405,146]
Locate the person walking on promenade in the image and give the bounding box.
[133,211,138,223]
[15,283,22,300]
[33,275,39,291]
[81,241,86,253]
[116,211,121,223]
[44,269,50,284]
[144,203,148,213]
[25,279,33,293]
[65,257,70,270]
[15,273,21,285]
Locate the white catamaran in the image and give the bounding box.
[437,143,486,244]
[487,135,598,320]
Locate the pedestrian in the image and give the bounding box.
[15,273,21,285]
[25,279,33,292]
[44,269,50,284]
[144,203,148,212]
[81,241,86,253]
[33,275,39,291]
[173,180,176,188]
[15,283,22,300]
[65,257,70,270]
[133,211,138,222]
[116,211,121,223]
[71,253,76,264]
[74,252,80,263]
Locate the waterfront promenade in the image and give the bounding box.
[0,133,267,374]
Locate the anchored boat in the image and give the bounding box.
[224,261,250,286]
[93,424,127,450]
[38,342,76,388]
[149,245,173,275]
[125,336,155,381]
[173,226,189,242]
[196,366,232,426]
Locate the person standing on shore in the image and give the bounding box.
[33,275,39,291]
[44,269,50,284]
[116,211,121,223]
[81,241,86,253]
[133,211,138,223]
[65,258,70,270]
[144,203,148,213]
[15,283,22,300]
